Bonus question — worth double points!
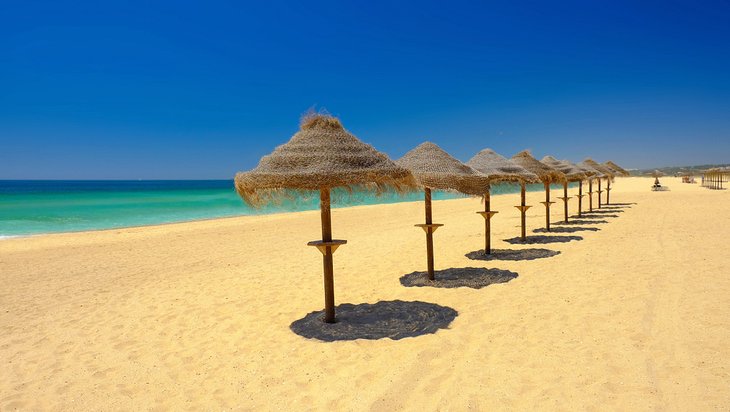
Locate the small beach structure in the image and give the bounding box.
[541,156,587,223]
[397,142,490,277]
[511,151,566,231]
[582,158,615,207]
[576,161,604,211]
[466,148,539,248]
[234,114,415,323]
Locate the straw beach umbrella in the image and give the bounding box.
[572,162,598,215]
[234,114,416,323]
[649,169,666,187]
[397,142,490,278]
[576,161,604,211]
[467,149,539,248]
[541,156,587,223]
[582,158,615,207]
[604,161,630,177]
[602,161,630,204]
[511,151,566,231]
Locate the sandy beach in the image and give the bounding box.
[1,176,728,410]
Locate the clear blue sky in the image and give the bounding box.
[1,0,729,179]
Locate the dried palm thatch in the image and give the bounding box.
[575,161,601,178]
[603,161,630,177]
[233,113,417,324]
[582,158,615,179]
[650,169,665,178]
[540,156,587,182]
[234,114,417,207]
[511,150,566,184]
[396,142,490,196]
[466,149,539,184]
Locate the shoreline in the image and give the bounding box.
[0,181,584,240]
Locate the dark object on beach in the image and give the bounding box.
[533,226,599,233]
[400,267,518,289]
[558,218,609,225]
[290,300,457,341]
[234,113,416,323]
[467,149,539,250]
[503,235,583,244]
[396,143,489,280]
[465,248,561,261]
[512,151,566,232]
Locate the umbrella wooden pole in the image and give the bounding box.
[578,180,583,217]
[545,183,551,230]
[484,190,491,254]
[598,179,602,208]
[588,179,593,211]
[320,188,336,323]
[425,188,435,280]
[479,188,502,254]
[606,178,611,205]
[563,182,569,223]
[520,182,527,240]
[477,188,498,255]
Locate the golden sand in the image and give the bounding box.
[1,177,728,410]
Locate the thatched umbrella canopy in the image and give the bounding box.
[604,161,631,177]
[467,149,539,243]
[650,169,665,178]
[466,149,540,183]
[541,156,587,222]
[582,158,615,207]
[541,156,586,182]
[234,114,416,323]
[397,142,490,279]
[511,151,566,232]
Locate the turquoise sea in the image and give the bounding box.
[0,180,561,237]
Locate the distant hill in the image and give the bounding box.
[630,164,730,176]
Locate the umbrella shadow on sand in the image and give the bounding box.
[400,267,518,289]
[533,226,600,233]
[290,300,457,342]
[585,209,624,214]
[503,235,582,244]
[575,213,619,218]
[608,202,637,206]
[558,219,609,225]
[465,248,561,261]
